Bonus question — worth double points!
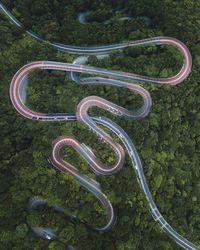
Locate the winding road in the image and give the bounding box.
[1,2,198,250]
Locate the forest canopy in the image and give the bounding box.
[0,0,200,249]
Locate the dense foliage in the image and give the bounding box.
[0,0,200,249]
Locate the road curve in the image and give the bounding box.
[2,2,198,249]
